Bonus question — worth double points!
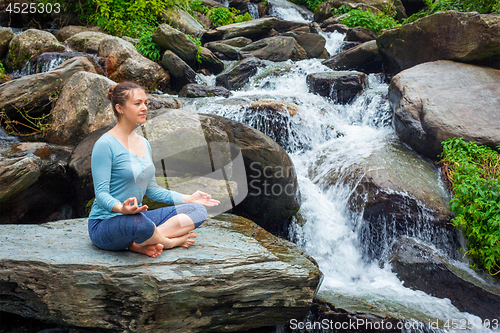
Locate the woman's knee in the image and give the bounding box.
[190,203,207,228]
[133,214,156,243]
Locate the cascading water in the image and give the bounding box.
[267,0,313,22]
[247,2,260,19]
[182,31,500,332]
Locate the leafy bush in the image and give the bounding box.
[188,0,210,14]
[438,137,500,275]
[136,26,161,62]
[207,7,252,26]
[332,6,401,33]
[287,0,325,11]
[187,34,203,63]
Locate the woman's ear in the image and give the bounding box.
[115,103,123,114]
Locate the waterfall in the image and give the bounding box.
[267,0,313,22]
[247,2,260,19]
[180,34,497,330]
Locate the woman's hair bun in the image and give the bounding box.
[108,85,117,101]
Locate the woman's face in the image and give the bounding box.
[118,88,148,124]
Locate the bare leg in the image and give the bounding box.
[157,213,196,238]
[136,226,197,249]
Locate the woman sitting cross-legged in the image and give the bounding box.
[87,81,220,258]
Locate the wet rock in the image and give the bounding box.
[152,23,199,68]
[0,143,74,224]
[200,0,225,8]
[323,23,350,33]
[179,83,232,98]
[388,237,500,321]
[239,100,299,149]
[216,56,266,90]
[204,41,242,60]
[65,31,110,54]
[55,25,106,42]
[0,27,15,59]
[322,40,382,73]
[146,94,183,111]
[389,60,500,160]
[311,137,456,258]
[45,72,116,146]
[306,71,367,104]
[216,36,253,47]
[161,50,197,91]
[159,8,206,35]
[337,41,361,52]
[66,124,115,216]
[197,112,302,237]
[281,32,327,59]
[0,57,98,119]
[98,36,170,91]
[377,11,500,75]
[5,28,66,71]
[202,17,278,42]
[344,26,377,42]
[198,46,225,75]
[240,36,308,62]
[0,214,322,332]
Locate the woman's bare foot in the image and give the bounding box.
[171,232,197,248]
[128,242,164,257]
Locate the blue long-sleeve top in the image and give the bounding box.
[88,132,184,220]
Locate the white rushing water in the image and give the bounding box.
[182,31,499,332]
[267,0,313,22]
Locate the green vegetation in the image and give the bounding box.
[188,0,210,15]
[438,138,500,275]
[0,61,9,81]
[207,7,252,26]
[187,34,203,63]
[136,26,161,62]
[331,5,400,33]
[404,0,500,23]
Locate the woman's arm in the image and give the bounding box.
[91,139,122,213]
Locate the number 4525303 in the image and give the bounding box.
[6,2,61,14]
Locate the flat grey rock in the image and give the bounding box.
[0,213,322,332]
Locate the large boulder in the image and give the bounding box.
[306,71,367,104]
[216,56,266,90]
[152,23,199,68]
[216,36,253,47]
[388,237,500,321]
[0,214,322,332]
[179,83,232,98]
[198,46,225,75]
[202,17,278,42]
[161,50,197,91]
[0,57,98,118]
[389,60,500,160]
[55,25,106,42]
[281,32,327,59]
[322,40,382,73]
[45,72,116,145]
[98,36,170,91]
[160,7,206,35]
[377,10,500,75]
[0,143,74,224]
[240,36,308,62]
[344,26,377,42]
[204,41,242,60]
[65,31,110,54]
[311,137,456,258]
[197,112,302,237]
[5,28,65,71]
[0,27,15,59]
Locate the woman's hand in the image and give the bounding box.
[120,197,148,214]
[188,190,220,207]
